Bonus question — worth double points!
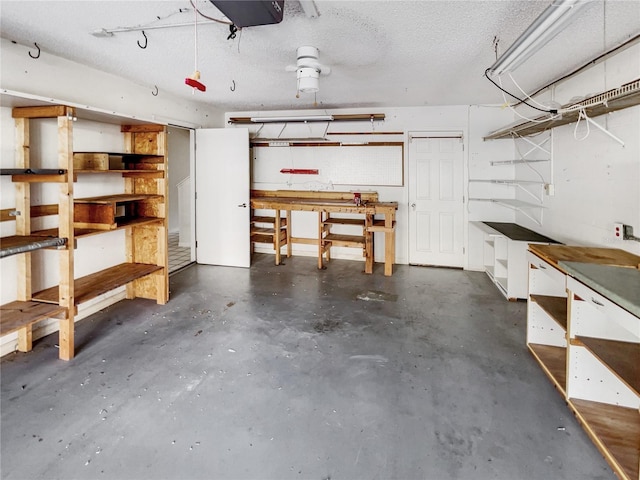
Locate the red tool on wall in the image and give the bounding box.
[185,3,206,92]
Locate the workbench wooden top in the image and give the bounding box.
[251,196,398,214]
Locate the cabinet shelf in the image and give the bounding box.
[33,262,163,306]
[569,398,639,480]
[0,235,67,258]
[528,343,567,394]
[530,295,567,330]
[577,336,639,395]
[0,301,66,336]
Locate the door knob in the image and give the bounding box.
[411,203,416,209]
[238,203,247,208]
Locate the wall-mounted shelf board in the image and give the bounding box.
[484,78,640,140]
[469,179,544,185]
[490,159,550,166]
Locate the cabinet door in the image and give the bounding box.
[195,128,250,268]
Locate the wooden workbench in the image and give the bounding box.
[251,190,398,276]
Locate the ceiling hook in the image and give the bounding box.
[28,42,41,59]
[230,80,236,92]
[137,30,148,49]
[152,85,158,96]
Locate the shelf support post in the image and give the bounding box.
[58,111,75,361]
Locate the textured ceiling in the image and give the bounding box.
[1,0,639,112]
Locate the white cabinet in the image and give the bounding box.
[472,221,557,300]
[526,245,640,480]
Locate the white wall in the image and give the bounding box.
[226,106,513,267]
[514,42,640,255]
[1,38,223,128]
[167,127,191,234]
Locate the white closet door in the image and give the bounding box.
[408,135,464,267]
[195,128,250,268]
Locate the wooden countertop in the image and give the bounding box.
[529,244,640,270]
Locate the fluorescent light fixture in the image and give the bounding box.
[250,115,334,123]
[299,0,319,18]
[488,0,594,75]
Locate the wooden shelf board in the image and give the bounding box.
[31,218,162,240]
[577,336,639,395]
[76,170,164,178]
[569,398,639,480]
[251,227,277,236]
[0,235,67,258]
[33,263,163,306]
[530,295,568,331]
[75,193,162,205]
[528,343,567,395]
[0,301,66,335]
[251,234,275,244]
[324,233,366,247]
[528,245,640,270]
[251,216,286,226]
[323,218,365,226]
[485,80,640,140]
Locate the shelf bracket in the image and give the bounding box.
[517,135,551,156]
[578,110,625,147]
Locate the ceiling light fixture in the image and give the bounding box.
[250,115,334,123]
[488,0,594,76]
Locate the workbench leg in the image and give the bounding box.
[384,212,396,276]
[365,214,374,274]
[317,212,324,269]
[274,208,281,266]
[286,210,292,258]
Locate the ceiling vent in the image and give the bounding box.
[209,1,285,28]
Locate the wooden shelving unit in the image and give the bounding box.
[527,245,640,480]
[250,214,290,265]
[0,105,169,360]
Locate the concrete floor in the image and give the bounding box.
[1,254,614,480]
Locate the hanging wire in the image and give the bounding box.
[189,0,233,25]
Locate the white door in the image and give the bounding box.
[408,134,464,267]
[195,128,250,267]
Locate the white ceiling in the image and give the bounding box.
[1,1,639,112]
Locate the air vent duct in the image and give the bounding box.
[209,1,284,28]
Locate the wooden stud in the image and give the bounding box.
[57,113,75,361]
[17,325,33,352]
[286,210,292,258]
[274,209,281,265]
[365,214,374,274]
[384,210,396,276]
[14,117,32,302]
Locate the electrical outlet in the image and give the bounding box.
[613,222,624,239]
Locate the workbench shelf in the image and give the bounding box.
[250,214,290,262]
[0,105,169,361]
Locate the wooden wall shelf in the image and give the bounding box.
[0,301,66,336]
